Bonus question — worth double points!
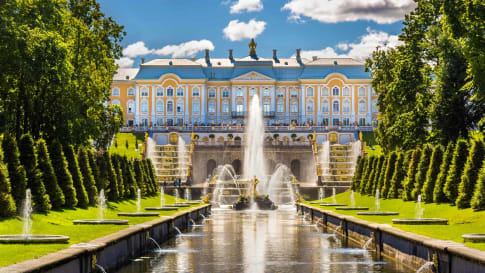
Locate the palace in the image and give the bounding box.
[109,40,378,129]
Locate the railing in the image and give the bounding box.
[193,140,313,148]
[121,125,374,133]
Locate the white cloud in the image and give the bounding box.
[153,40,215,58]
[115,57,134,68]
[223,19,266,41]
[297,28,402,61]
[282,0,417,24]
[122,41,152,58]
[230,0,263,13]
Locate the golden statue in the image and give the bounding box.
[291,175,297,185]
[249,38,257,56]
[317,168,322,176]
[295,193,305,203]
[252,176,259,197]
[211,175,219,184]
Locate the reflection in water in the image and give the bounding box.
[117,208,411,273]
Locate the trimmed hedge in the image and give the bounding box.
[36,139,65,209]
[471,160,485,211]
[402,148,422,201]
[433,142,454,203]
[381,151,397,198]
[411,144,433,200]
[360,156,376,194]
[388,152,406,199]
[0,148,16,217]
[49,140,77,208]
[78,148,98,206]
[369,156,385,195]
[456,139,485,208]
[444,139,469,203]
[64,145,88,208]
[2,134,27,211]
[351,156,364,191]
[376,156,388,194]
[421,144,444,203]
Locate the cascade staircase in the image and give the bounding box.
[149,144,192,184]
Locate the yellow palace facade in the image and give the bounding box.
[109,41,378,128]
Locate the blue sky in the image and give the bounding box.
[97,0,416,68]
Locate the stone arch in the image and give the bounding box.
[291,159,301,181]
[232,159,242,175]
[207,159,217,177]
[217,136,225,143]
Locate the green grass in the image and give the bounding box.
[365,144,383,157]
[306,191,485,251]
[0,193,202,267]
[109,132,145,159]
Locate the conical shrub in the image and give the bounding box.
[381,152,397,198]
[2,134,27,211]
[388,152,406,199]
[133,159,146,196]
[411,144,433,200]
[87,149,100,190]
[456,140,485,208]
[78,148,97,206]
[49,140,77,208]
[376,156,388,193]
[360,156,376,195]
[146,159,158,193]
[368,156,385,195]
[19,134,51,212]
[104,153,119,201]
[444,139,469,204]
[351,156,364,191]
[433,142,454,203]
[471,160,485,211]
[36,139,64,209]
[0,148,16,217]
[421,145,444,203]
[402,148,422,201]
[96,153,107,191]
[111,155,124,198]
[121,157,137,198]
[64,145,88,208]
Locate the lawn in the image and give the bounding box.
[0,193,201,267]
[109,132,145,159]
[306,191,485,251]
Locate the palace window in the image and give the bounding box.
[343,118,350,126]
[306,87,314,97]
[306,99,314,112]
[359,118,366,126]
[332,86,339,96]
[156,87,163,97]
[176,100,184,113]
[127,101,134,114]
[112,87,120,96]
[208,101,216,113]
[290,101,298,113]
[263,88,270,97]
[141,87,149,97]
[358,86,366,97]
[343,100,350,113]
[236,88,243,97]
[192,87,200,97]
[156,100,163,113]
[277,88,284,98]
[322,87,329,96]
[192,100,200,113]
[111,99,120,106]
[208,88,216,98]
[167,119,173,126]
[236,101,243,113]
[156,118,163,126]
[222,101,229,113]
[290,88,298,98]
[263,101,271,113]
[167,101,173,113]
[249,88,257,97]
[141,100,148,113]
[333,100,340,113]
[167,87,174,97]
[322,100,329,113]
[343,86,350,97]
[128,87,135,96]
[322,118,329,126]
[222,88,230,98]
[333,118,340,126]
[176,87,184,97]
[358,99,366,113]
[277,100,284,113]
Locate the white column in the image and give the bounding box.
[317,85,321,123]
[201,84,207,123]
[243,86,247,111]
[300,85,305,123]
[216,87,221,122]
[351,84,355,124]
[135,85,140,124]
[151,85,156,126]
[185,85,189,124]
[286,87,290,122]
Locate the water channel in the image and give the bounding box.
[116,208,411,273]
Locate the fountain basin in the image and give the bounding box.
[73,219,129,225]
[163,204,191,207]
[310,201,330,204]
[0,235,70,244]
[391,218,448,225]
[462,234,485,243]
[117,212,160,217]
[335,207,369,211]
[145,207,178,211]
[320,204,347,207]
[357,211,399,216]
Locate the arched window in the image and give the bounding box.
[263,88,270,97]
[127,101,134,114]
[372,99,378,113]
[236,88,243,97]
[249,88,257,97]
[236,101,244,113]
[358,86,366,97]
[277,100,284,113]
[222,100,229,113]
[140,86,149,97]
[358,99,366,113]
[176,87,184,97]
[167,101,174,113]
[332,86,339,96]
[290,101,298,113]
[111,99,120,106]
[127,87,135,96]
[306,99,314,112]
[277,88,284,98]
[176,100,184,113]
[222,88,229,98]
[156,87,163,97]
[167,87,174,97]
[306,87,314,97]
[112,87,120,96]
[141,100,148,113]
[208,101,216,113]
[263,100,271,113]
[332,100,340,113]
[290,88,298,98]
[192,100,200,113]
[322,100,329,112]
[192,87,200,97]
[343,99,350,113]
[343,86,350,96]
[208,88,216,98]
[322,87,329,96]
[156,100,163,113]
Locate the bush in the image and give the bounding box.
[369,156,385,195]
[133,159,145,195]
[421,145,444,203]
[376,156,388,193]
[36,139,65,209]
[145,159,158,193]
[19,134,51,212]
[64,145,89,208]
[351,156,364,191]
[360,156,375,194]
[121,157,136,198]
[111,155,125,198]
[78,148,98,206]
[103,153,119,201]
[388,152,406,199]
[0,149,16,217]
[456,140,485,208]
[87,149,100,190]
[444,139,469,203]
[381,152,397,198]
[433,142,454,203]
[411,144,433,200]
[2,134,27,211]
[49,140,77,208]
[142,159,154,195]
[471,160,485,211]
[402,148,422,201]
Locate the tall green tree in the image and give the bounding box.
[444,139,469,203]
[403,148,422,201]
[1,134,27,211]
[456,139,485,208]
[78,148,97,206]
[49,140,77,208]
[411,144,433,200]
[421,145,444,203]
[433,142,454,203]
[36,139,65,209]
